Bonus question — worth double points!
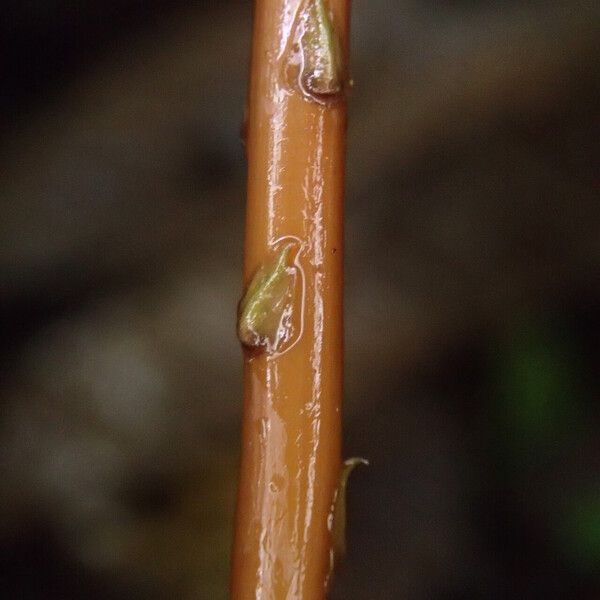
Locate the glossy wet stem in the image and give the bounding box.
[231,0,350,598]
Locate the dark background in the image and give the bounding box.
[1,1,599,598]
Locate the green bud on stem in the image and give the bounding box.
[237,243,295,351]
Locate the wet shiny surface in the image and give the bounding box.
[231,0,349,598]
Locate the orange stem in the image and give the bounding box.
[231,0,350,597]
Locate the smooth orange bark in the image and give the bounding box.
[231,0,349,598]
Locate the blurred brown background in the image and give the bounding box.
[1,1,599,598]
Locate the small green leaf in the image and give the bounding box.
[237,244,295,351]
[300,0,343,99]
[332,457,369,563]
[560,492,600,573]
